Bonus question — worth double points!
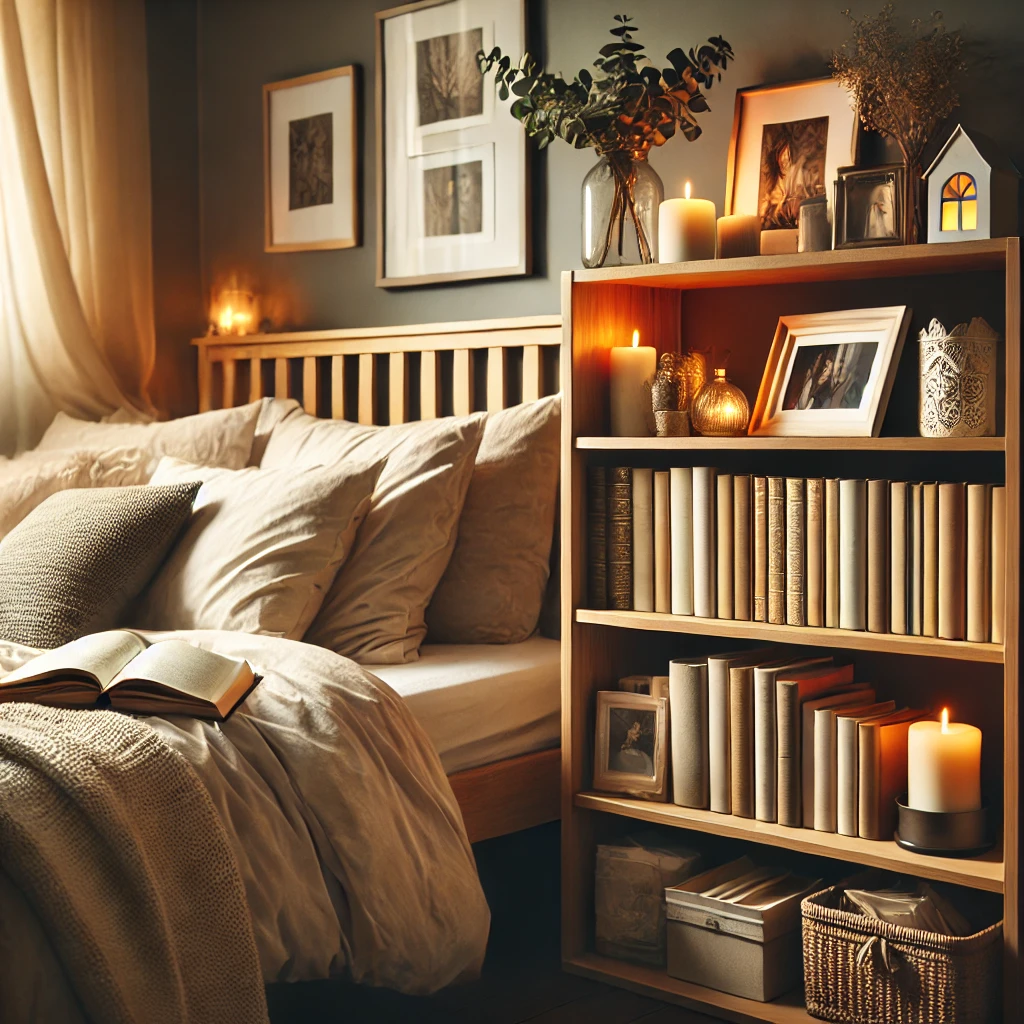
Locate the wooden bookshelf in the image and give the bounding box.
[559,238,1021,1022]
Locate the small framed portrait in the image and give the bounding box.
[749,306,911,437]
[593,691,668,801]
[834,164,907,248]
[263,66,358,252]
[725,78,858,256]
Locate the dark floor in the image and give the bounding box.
[266,822,716,1024]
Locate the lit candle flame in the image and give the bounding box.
[631,329,640,348]
[941,707,950,733]
[684,181,692,200]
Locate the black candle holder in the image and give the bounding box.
[894,798,993,857]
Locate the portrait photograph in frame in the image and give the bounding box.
[376,0,528,288]
[263,66,358,253]
[593,691,668,801]
[834,164,907,249]
[725,78,858,256]
[749,306,911,437]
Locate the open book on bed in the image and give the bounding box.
[0,630,259,720]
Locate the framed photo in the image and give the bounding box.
[263,66,358,252]
[834,164,907,249]
[376,0,528,287]
[749,306,911,437]
[593,691,668,801]
[725,78,859,256]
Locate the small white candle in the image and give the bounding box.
[610,330,656,436]
[907,708,982,813]
[658,182,716,263]
[716,214,760,259]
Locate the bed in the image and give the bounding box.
[193,313,563,843]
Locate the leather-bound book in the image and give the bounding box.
[670,468,694,616]
[692,467,716,618]
[806,478,824,628]
[938,482,966,640]
[654,471,671,614]
[824,479,840,628]
[966,483,991,643]
[992,486,1006,644]
[767,477,785,625]
[922,482,939,637]
[839,479,867,631]
[733,475,752,621]
[785,478,805,627]
[607,467,633,610]
[717,474,734,620]
[858,709,924,840]
[835,702,896,837]
[753,477,768,622]
[866,479,889,634]
[587,466,608,609]
[890,482,909,635]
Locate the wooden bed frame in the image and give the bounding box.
[193,314,563,843]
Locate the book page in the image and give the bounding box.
[1,630,146,690]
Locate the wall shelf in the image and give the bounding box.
[577,435,1006,452]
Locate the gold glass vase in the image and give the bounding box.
[690,368,750,436]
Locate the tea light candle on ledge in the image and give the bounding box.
[716,214,760,259]
[658,182,716,263]
[907,708,982,813]
[610,330,656,436]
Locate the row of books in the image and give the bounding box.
[587,466,1006,644]
[620,651,926,841]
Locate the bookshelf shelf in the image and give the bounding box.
[575,792,1004,893]
[575,609,1005,663]
[577,435,1006,452]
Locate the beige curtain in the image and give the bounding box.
[0,0,155,455]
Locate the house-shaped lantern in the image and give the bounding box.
[923,124,1020,243]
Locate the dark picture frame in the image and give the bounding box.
[593,691,669,801]
[834,164,908,249]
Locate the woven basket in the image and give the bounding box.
[801,886,1002,1023]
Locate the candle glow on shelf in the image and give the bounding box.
[690,368,750,436]
[658,181,716,263]
[213,289,257,336]
[609,329,656,436]
[907,707,982,813]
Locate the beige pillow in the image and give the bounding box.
[261,408,486,663]
[426,395,561,643]
[36,401,266,469]
[0,446,159,540]
[133,456,384,639]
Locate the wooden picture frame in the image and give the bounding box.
[834,164,908,249]
[375,0,529,288]
[263,65,359,253]
[725,78,859,256]
[749,306,910,437]
[593,691,668,801]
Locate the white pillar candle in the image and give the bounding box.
[610,330,656,436]
[907,708,982,813]
[658,182,716,263]
[716,214,760,259]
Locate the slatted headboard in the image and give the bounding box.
[192,314,562,422]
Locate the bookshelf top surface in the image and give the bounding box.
[576,436,1006,452]
[570,238,1014,290]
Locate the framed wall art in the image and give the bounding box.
[263,66,358,253]
[376,0,528,287]
[593,691,669,801]
[725,78,859,256]
[749,306,910,437]
[834,164,907,249]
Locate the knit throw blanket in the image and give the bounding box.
[0,704,268,1024]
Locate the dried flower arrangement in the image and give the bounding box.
[831,4,967,243]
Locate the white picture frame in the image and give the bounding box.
[263,66,358,253]
[376,0,528,287]
[749,306,911,437]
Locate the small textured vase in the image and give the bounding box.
[691,368,750,436]
[582,149,663,268]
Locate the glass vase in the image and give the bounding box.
[581,149,663,268]
[691,368,750,437]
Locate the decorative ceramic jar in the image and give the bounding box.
[651,353,690,436]
[582,149,663,268]
[691,368,750,437]
[918,317,998,437]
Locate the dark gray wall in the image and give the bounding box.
[148,0,1024,407]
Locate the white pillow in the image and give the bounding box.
[36,401,266,469]
[131,455,384,639]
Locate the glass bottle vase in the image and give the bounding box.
[581,149,663,268]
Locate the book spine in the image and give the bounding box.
[806,478,824,628]
[966,483,991,643]
[836,716,858,837]
[839,479,867,631]
[632,468,654,613]
[767,477,785,625]
[857,722,880,840]
[910,483,924,635]
[716,474,734,620]
[825,479,840,629]
[776,681,801,827]
[654,471,671,614]
[587,467,608,609]
[708,658,731,813]
[753,476,768,622]
[938,482,966,641]
[890,482,909,635]
[922,482,939,637]
[785,478,806,627]
[607,468,633,611]
[669,659,709,808]
[867,479,889,634]
[754,669,777,822]
[813,709,836,833]
[670,467,694,616]
[730,667,754,818]
[992,486,1006,644]
[733,475,752,622]
[692,467,716,618]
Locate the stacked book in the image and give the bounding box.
[588,467,1006,644]
[664,653,924,841]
